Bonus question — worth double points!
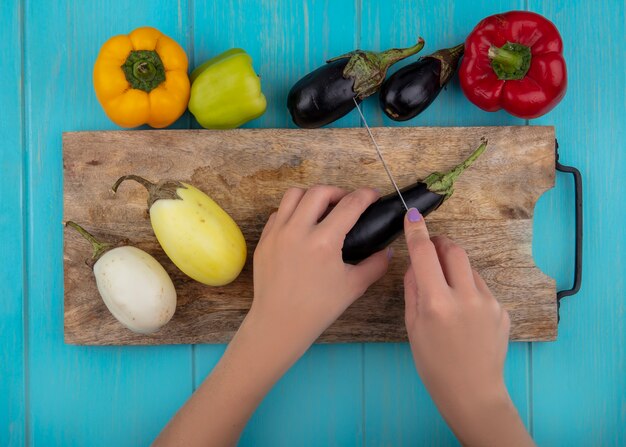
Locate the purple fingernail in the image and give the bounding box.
[407,208,422,222]
[387,247,394,260]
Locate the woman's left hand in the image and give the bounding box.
[248,185,390,358]
[154,185,390,447]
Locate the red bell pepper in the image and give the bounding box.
[459,11,567,119]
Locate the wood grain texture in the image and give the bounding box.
[0,1,25,445]
[530,1,626,445]
[63,126,556,344]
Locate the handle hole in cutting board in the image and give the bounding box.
[532,171,576,291]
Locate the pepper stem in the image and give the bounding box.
[488,42,532,80]
[121,50,166,92]
[66,221,111,261]
[424,139,488,199]
[133,61,157,82]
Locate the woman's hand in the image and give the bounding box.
[249,185,390,355]
[154,186,389,447]
[403,208,534,447]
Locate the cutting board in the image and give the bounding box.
[63,126,556,344]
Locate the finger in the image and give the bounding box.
[501,308,511,334]
[472,269,491,295]
[403,208,448,296]
[259,212,277,243]
[320,188,380,237]
[291,185,348,226]
[275,187,306,225]
[347,247,391,301]
[404,267,419,323]
[431,236,475,290]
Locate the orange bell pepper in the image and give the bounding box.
[93,27,190,128]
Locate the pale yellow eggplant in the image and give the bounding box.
[112,175,247,286]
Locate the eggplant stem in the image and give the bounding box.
[112,174,185,209]
[426,43,465,87]
[445,138,488,182]
[448,43,465,57]
[112,174,161,209]
[66,221,111,261]
[112,174,155,193]
[424,139,488,199]
[377,37,426,67]
[329,38,426,99]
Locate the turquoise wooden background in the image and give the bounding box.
[1,0,624,445]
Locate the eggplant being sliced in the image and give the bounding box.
[380,44,464,121]
[287,39,425,128]
[342,139,487,263]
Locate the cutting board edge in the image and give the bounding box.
[63,331,558,345]
[62,125,556,139]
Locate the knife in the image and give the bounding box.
[352,98,409,211]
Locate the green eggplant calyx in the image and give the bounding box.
[121,50,166,92]
[488,42,531,80]
[112,175,186,209]
[425,43,465,87]
[328,38,425,99]
[66,221,112,265]
[424,139,488,200]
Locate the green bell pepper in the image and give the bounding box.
[188,48,267,129]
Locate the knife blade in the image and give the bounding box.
[352,97,409,211]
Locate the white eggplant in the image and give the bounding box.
[67,222,177,334]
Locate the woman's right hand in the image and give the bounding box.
[402,208,534,447]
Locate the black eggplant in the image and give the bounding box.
[288,39,425,128]
[380,44,464,121]
[342,139,487,263]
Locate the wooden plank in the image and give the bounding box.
[529,0,626,444]
[358,1,531,444]
[24,1,194,445]
[190,2,365,445]
[362,343,530,445]
[0,1,25,445]
[63,125,556,345]
[193,344,365,446]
